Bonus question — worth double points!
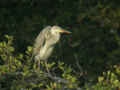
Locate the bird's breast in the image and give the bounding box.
[39,45,54,60]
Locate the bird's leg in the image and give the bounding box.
[44,60,50,73]
[34,59,40,71]
[37,60,41,71]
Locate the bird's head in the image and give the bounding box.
[51,26,71,35]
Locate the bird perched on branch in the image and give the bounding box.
[33,25,71,71]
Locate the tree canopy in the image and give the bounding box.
[0,0,120,90]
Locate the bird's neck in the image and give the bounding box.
[45,34,60,48]
[51,33,60,44]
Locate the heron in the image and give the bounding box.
[33,25,71,72]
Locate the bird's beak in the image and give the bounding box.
[59,29,71,34]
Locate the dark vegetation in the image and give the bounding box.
[0,0,120,90]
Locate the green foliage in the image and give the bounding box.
[0,35,79,90]
[85,65,120,90]
[0,34,120,90]
[0,0,120,89]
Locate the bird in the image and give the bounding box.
[33,25,71,71]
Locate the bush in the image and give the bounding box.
[0,35,120,90]
[0,35,79,90]
[85,65,120,90]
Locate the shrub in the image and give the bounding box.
[0,35,79,90]
[0,35,120,90]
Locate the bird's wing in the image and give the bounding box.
[33,26,52,55]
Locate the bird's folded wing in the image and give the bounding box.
[33,26,52,55]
